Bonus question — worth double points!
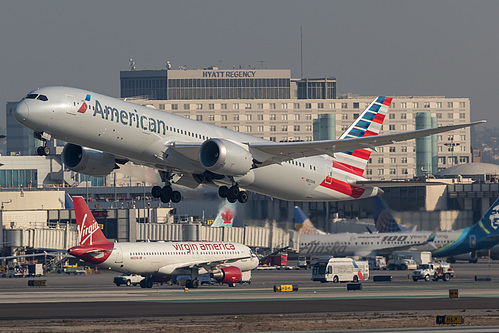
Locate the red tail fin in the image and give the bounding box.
[73,196,111,246]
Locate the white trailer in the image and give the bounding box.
[312,258,369,283]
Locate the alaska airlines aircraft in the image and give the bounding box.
[68,196,258,288]
[295,199,499,259]
[12,87,485,204]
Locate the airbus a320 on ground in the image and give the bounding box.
[12,87,485,204]
[68,196,258,288]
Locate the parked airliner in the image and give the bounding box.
[68,196,258,288]
[12,87,485,204]
[295,198,499,259]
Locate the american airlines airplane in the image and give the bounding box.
[295,198,499,259]
[12,87,485,204]
[68,196,258,288]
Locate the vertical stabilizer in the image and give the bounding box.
[476,197,499,236]
[73,196,111,246]
[334,97,392,176]
[294,206,326,235]
[212,202,236,227]
[369,196,410,233]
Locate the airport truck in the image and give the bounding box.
[387,254,417,270]
[412,262,455,282]
[391,251,432,265]
[367,256,387,270]
[312,258,369,283]
[114,274,145,286]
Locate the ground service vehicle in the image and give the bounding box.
[297,256,308,269]
[312,258,369,283]
[387,254,417,270]
[392,251,432,265]
[367,256,386,270]
[27,264,44,277]
[412,262,454,281]
[114,274,145,286]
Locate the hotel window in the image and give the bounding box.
[306,114,312,120]
[270,114,276,121]
[221,103,227,110]
[257,103,263,109]
[184,104,190,110]
[245,103,251,109]
[447,113,454,119]
[270,137,276,142]
[353,113,359,119]
[245,114,252,121]
[353,102,359,109]
[306,125,312,131]
[305,103,312,109]
[424,102,430,108]
[329,103,335,109]
[459,113,466,119]
[436,113,442,119]
[294,125,301,131]
[366,169,372,176]
[389,113,395,119]
[390,169,396,175]
[294,103,300,109]
[318,103,324,109]
[294,114,300,120]
[306,136,312,141]
[460,146,466,152]
[401,124,407,130]
[401,157,407,163]
[460,135,466,141]
[270,126,276,132]
[270,103,276,109]
[282,125,288,131]
[341,103,348,109]
[159,104,165,110]
[233,103,239,110]
[246,126,252,132]
[196,115,203,121]
[459,102,466,108]
[341,114,348,120]
[208,115,215,121]
[401,113,407,119]
[402,168,408,174]
[195,104,202,110]
[257,114,264,120]
[257,125,264,132]
[171,104,178,110]
[447,102,453,108]
[209,104,214,110]
[401,146,407,152]
[233,126,239,131]
[378,158,384,163]
[378,169,384,175]
[389,125,395,130]
[400,102,407,108]
[281,103,288,109]
[282,114,288,120]
[341,125,348,131]
[436,102,442,108]
[390,158,396,164]
[221,115,227,121]
[233,114,239,121]
[389,146,396,152]
[413,102,419,108]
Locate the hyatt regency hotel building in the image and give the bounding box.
[120,67,472,181]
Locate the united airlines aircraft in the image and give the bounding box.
[12,87,485,204]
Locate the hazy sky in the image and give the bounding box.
[2,1,499,133]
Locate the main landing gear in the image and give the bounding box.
[218,185,248,203]
[151,185,181,203]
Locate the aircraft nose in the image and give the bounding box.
[12,100,29,123]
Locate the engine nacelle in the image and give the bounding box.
[199,139,253,176]
[62,143,116,177]
[210,266,242,284]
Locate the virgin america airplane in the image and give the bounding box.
[12,87,484,203]
[69,196,258,288]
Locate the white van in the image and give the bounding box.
[312,258,369,283]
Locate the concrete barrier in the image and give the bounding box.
[373,275,392,282]
[347,283,362,291]
[474,275,491,281]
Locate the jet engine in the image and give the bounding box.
[62,143,116,177]
[199,139,253,176]
[210,266,242,284]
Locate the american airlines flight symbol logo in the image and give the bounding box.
[77,94,92,114]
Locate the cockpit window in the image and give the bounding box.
[25,94,48,101]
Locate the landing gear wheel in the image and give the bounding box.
[192,280,200,288]
[185,280,193,288]
[152,186,162,198]
[237,191,248,203]
[160,186,173,203]
[146,279,153,288]
[140,280,147,288]
[227,196,237,203]
[37,146,50,156]
[218,186,229,198]
[228,186,239,198]
[171,191,181,203]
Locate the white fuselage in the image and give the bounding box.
[98,241,258,276]
[300,230,462,258]
[13,86,378,202]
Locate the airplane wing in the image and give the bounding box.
[169,120,485,167]
[157,255,252,275]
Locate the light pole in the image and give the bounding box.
[444,136,460,167]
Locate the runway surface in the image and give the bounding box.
[0,260,497,331]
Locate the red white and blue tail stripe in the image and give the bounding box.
[335,96,392,176]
